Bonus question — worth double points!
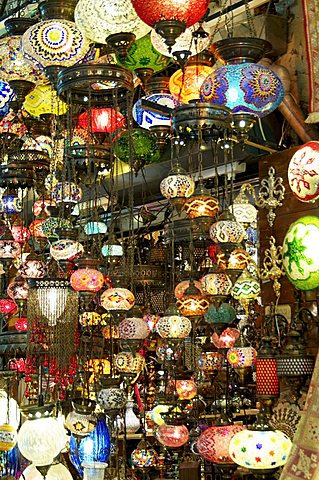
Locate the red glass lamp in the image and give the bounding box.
[156,420,189,448]
[197,422,246,464]
[0,298,17,315]
[70,255,104,293]
[15,317,28,331]
[77,107,126,143]
[256,337,279,397]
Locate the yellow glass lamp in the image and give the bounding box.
[24,83,67,117]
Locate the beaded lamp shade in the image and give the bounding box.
[0,36,45,84]
[256,358,279,396]
[229,428,292,470]
[101,287,135,311]
[282,215,319,290]
[133,93,180,130]
[0,81,15,117]
[130,0,210,29]
[74,0,150,44]
[32,199,56,217]
[116,34,170,73]
[24,84,67,117]
[21,19,92,69]
[169,64,215,104]
[156,314,192,338]
[288,141,319,203]
[197,424,246,463]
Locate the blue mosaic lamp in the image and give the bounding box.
[200,37,284,119]
[69,417,111,475]
[0,81,14,117]
[133,92,179,130]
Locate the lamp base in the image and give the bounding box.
[155,20,186,52]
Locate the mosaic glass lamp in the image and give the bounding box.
[118,316,150,340]
[65,399,97,437]
[204,302,236,326]
[169,59,214,104]
[212,327,240,349]
[231,269,261,313]
[176,281,209,317]
[0,194,22,215]
[21,19,91,70]
[198,348,223,377]
[24,83,67,117]
[131,439,158,468]
[183,181,219,219]
[160,163,195,209]
[210,210,246,246]
[197,421,246,464]
[133,92,179,130]
[200,38,284,118]
[113,128,160,173]
[77,108,126,135]
[288,141,319,203]
[0,81,15,117]
[201,272,233,298]
[256,337,280,397]
[74,0,150,44]
[175,374,197,400]
[101,287,135,312]
[282,215,319,291]
[156,421,189,448]
[156,302,192,339]
[70,256,104,293]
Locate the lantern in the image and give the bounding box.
[50,239,84,261]
[183,183,219,219]
[79,311,101,327]
[288,141,319,203]
[256,337,279,397]
[156,314,192,339]
[0,390,20,430]
[282,215,319,290]
[41,216,72,239]
[0,230,21,259]
[212,327,240,349]
[24,83,67,117]
[113,128,160,172]
[101,287,135,311]
[7,277,29,300]
[217,247,250,274]
[131,439,158,468]
[0,81,14,117]
[11,224,30,243]
[84,222,107,236]
[156,422,189,448]
[74,0,150,44]
[201,272,233,297]
[231,269,261,312]
[176,283,209,317]
[77,108,126,134]
[160,164,195,200]
[114,352,145,374]
[65,399,97,437]
[14,317,28,331]
[19,255,47,278]
[0,299,17,315]
[204,302,236,325]
[0,424,17,451]
[70,256,104,293]
[227,343,256,368]
[51,182,82,204]
[97,377,127,411]
[21,19,91,69]
[210,212,246,245]
[175,376,197,400]
[198,350,223,376]
[17,404,67,466]
[117,34,170,73]
[133,93,180,130]
[32,199,56,217]
[0,194,22,214]
[119,317,150,340]
[197,424,246,463]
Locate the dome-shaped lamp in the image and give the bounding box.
[229,184,258,227]
[200,272,233,305]
[183,180,219,235]
[101,287,135,313]
[156,417,189,448]
[156,304,192,339]
[22,463,73,480]
[131,438,158,468]
[65,399,97,437]
[204,302,236,327]
[96,376,127,412]
[210,210,246,253]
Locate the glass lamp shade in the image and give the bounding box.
[131,439,158,468]
[175,280,204,299]
[282,215,319,290]
[0,299,17,315]
[212,327,240,349]
[160,171,195,199]
[82,462,107,480]
[200,63,284,118]
[77,108,126,134]
[117,33,170,73]
[230,200,258,226]
[65,400,97,437]
[69,418,110,475]
[143,312,160,333]
[113,128,160,170]
[183,192,219,219]
[197,424,246,463]
[101,287,135,311]
[130,0,209,28]
[51,182,82,204]
[114,351,145,374]
[169,64,214,104]
[200,272,233,296]
[119,317,150,339]
[175,377,197,400]
[229,428,292,470]
[97,378,127,410]
[17,412,67,466]
[24,83,67,117]
[22,463,73,480]
[19,258,47,279]
[70,268,105,292]
[156,340,183,362]
[288,141,319,203]
[156,423,189,448]
[204,302,236,325]
[150,22,211,58]
[0,195,22,214]
[84,222,107,236]
[156,314,191,338]
[74,0,150,44]
[198,350,223,375]
[0,239,21,259]
[101,241,123,258]
[227,345,256,367]
[0,81,14,117]
[7,277,29,300]
[15,316,28,330]
[0,424,17,452]
[176,292,209,317]
[50,239,84,261]
[41,217,72,239]
[29,219,46,239]
[231,270,261,303]
[11,224,30,243]
[210,217,246,244]
[79,311,101,327]
[256,358,279,396]
[133,93,180,130]
[23,136,55,157]
[217,248,250,273]
[276,355,314,377]
[0,391,20,430]
[21,19,91,69]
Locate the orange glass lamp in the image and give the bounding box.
[169,54,215,104]
[183,181,218,219]
[198,348,223,379]
[176,281,209,318]
[70,256,104,293]
[175,374,197,400]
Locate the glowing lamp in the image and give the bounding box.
[70,269,104,292]
[229,426,292,471]
[119,317,150,340]
[0,424,17,451]
[282,215,319,290]
[22,463,73,480]
[156,314,192,339]
[217,247,250,273]
[65,400,97,437]
[101,287,135,311]
[231,269,260,312]
[156,422,189,448]
[50,239,84,261]
[198,350,223,376]
[210,212,246,245]
[204,302,236,325]
[183,183,219,219]
[51,182,82,204]
[29,218,46,239]
[7,277,29,300]
[175,280,204,299]
[169,62,214,104]
[19,256,47,279]
[200,272,232,296]
[21,19,91,69]
[176,284,209,317]
[197,424,246,463]
[0,194,22,214]
[24,83,67,117]
[227,343,256,367]
[77,108,126,134]
[212,327,240,349]
[84,222,107,235]
[79,311,101,327]
[160,164,195,200]
[97,377,127,411]
[256,338,279,397]
[11,224,30,243]
[0,390,20,430]
[117,34,170,73]
[32,199,56,217]
[0,299,17,315]
[0,235,21,259]
[17,404,67,466]
[131,439,158,468]
[175,376,197,400]
[14,317,28,331]
[288,142,319,202]
[133,93,180,130]
[114,352,145,374]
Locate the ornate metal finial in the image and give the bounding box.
[257,166,285,227]
[260,236,284,300]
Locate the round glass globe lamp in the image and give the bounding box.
[160,164,195,200]
[231,270,261,310]
[175,280,204,299]
[200,62,284,118]
[227,345,256,367]
[50,239,84,261]
[200,272,233,296]
[11,224,30,243]
[65,400,97,437]
[210,214,246,245]
[288,141,319,203]
[97,377,127,410]
[183,187,219,219]
[117,33,170,73]
[74,0,150,44]
[41,217,72,240]
[133,93,180,130]
[19,257,47,278]
[0,194,22,214]
[217,247,250,273]
[229,428,292,470]
[197,424,246,463]
[70,268,104,292]
[21,19,91,69]
[212,327,240,349]
[84,222,107,236]
[204,302,236,325]
[0,299,17,315]
[0,238,21,259]
[15,317,28,330]
[198,350,223,375]
[7,277,29,300]
[114,351,145,374]
[156,422,189,448]
[17,405,67,466]
[79,311,101,327]
[282,215,319,290]
[119,317,150,340]
[175,377,197,400]
[22,463,73,480]
[176,289,209,317]
[101,287,135,311]
[51,182,82,204]
[156,314,191,339]
[169,63,214,104]
[0,81,14,117]
[77,108,126,134]
[131,439,158,468]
